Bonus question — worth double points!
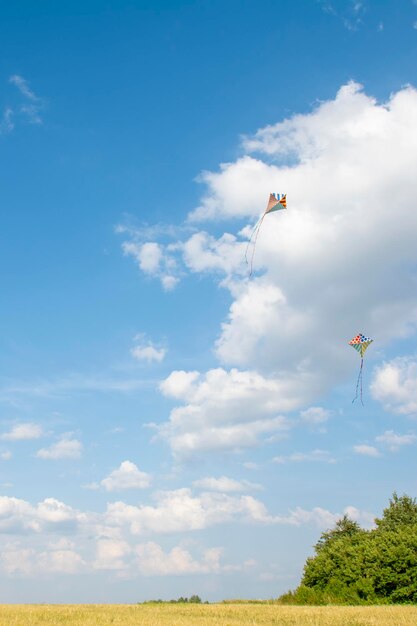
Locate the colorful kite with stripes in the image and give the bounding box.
[245,192,287,276]
[349,333,373,405]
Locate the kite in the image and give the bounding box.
[245,193,287,276]
[349,333,373,405]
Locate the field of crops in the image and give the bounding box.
[0,603,416,625]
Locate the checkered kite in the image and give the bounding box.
[349,333,373,405]
[245,193,287,276]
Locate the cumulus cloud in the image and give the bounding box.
[300,407,331,424]
[100,461,151,492]
[104,488,282,536]
[0,489,374,578]
[275,504,374,529]
[131,334,166,363]
[36,434,82,460]
[1,423,43,441]
[103,487,372,535]
[0,495,86,534]
[157,368,293,457]
[375,430,417,451]
[353,444,381,457]
[2,544,85,576]
[93,539,131,571]
[131,344,166,362]
[371,357,417,416]
[118,82,417,456]
[353,429,417,456]
[122,241,179,291]
[191,83,417,376]
[182,231,246,276]
[135,542,224,576]
[192,476,262,492]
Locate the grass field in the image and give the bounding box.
[0,604,416,625]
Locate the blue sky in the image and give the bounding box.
[1,0,417,603]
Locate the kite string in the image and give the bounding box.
[352,357,364,405]
[244,215,263,268]
[245,212,267,276]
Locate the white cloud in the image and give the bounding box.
[1,545,85,576]
[36,498,85,525]
[9,75,38,101]
[36,434,82,460]
[182,231,246,276]
[300,407,331,424]
[118,83,417,456]
[214,280,316,369]
[40,548,85,573]
[0,451,12,461]
[93,539,131,571]
[8,75,44,125]
[104,488,277,535]
[0,497,40,533]
[101,461,151,492]
[120,83,417,372]
[103,487,372,536]
[158,368,293,456]
[135,242,162,273]
[275,504,374,529]
[1,423,43,441]
[0,490,374,579]
[375,429,417,451]
[159,370,200,399]
[82,482,100,491]
[371,357,417,415]
[0,495,86,534]
[135,541,223,576]
[317,1,365,31]
[161,274,179,290]
[186,83,417,395]
[131,335,166,363]
[353,444,381,457]
[273,449,336,464]
[0,107,14,134]
[192,476,262,492]
[122,241,179,291]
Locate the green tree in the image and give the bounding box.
[375,492,417,531]
[280,493,417,605]
[315,515,363,552]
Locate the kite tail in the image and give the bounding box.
[245,213,266,276]
[352,358,364,405]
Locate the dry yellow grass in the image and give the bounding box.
[0,604,416,626]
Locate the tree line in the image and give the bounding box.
[280,493,417,604]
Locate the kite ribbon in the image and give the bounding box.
[352,357,364,406]
[245,212,267,276]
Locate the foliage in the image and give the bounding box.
[143,595,204,604]
[280,493,417,605]
[375,492,417,531]
[314,515,363,552]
